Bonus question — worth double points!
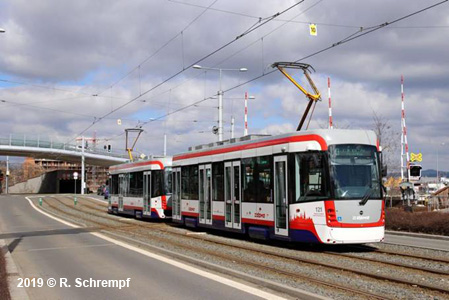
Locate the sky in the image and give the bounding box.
[1,0,448,172]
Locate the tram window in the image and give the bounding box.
[129,171,143,197]
[242,158,256,202]
[294,153,329,202]
[164,168,172,194]
[242,156,272,203]
[111,175,119,195]
[212,162,224,201]
[152,170,164,198]
[181,167,190,200]
[191,167,199,199]
[181,165,199,200]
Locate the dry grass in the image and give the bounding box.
[386,208,449,236]
[0,249,11,300]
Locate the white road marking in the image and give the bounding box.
[27,243,113,252]
[25,197,286,300]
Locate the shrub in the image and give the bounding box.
[386,208,449,236]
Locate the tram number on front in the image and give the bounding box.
[315,207,322,213]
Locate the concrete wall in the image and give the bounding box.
[8,174,46,193]
[7,170,82,194]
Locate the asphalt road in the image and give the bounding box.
[384,232,449,251]
[0,195,267,300]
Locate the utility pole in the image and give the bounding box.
[6,156,9,194]
[81,136,85,195]
[400,75,410,182]
[193,65,247,142]
[163,134,167,156]
[328,77,333,129]
[231,116,235,139]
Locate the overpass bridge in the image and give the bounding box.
[0,135,128,167]
[0,135,129,194]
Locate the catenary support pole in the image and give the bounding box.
[81,136,85,195]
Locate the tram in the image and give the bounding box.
[108,156,172,219]
[171,129,385,244]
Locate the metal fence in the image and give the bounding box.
[0,134,128,159]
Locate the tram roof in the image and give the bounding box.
[174,129,378,160]
[109,155,172,174]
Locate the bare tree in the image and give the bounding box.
[372,110,400,175]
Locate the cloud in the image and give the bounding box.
[0,0,448,170]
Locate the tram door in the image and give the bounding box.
[274,156,289,236]
[118,174,125,211]
[143,171,151,215]
[199,164,212,225]
[225,161,241,229]
[172,167,182,220]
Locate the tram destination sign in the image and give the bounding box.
[333,145,374,157]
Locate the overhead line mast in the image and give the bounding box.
[400,75,410,181]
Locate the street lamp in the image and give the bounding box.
[0,28,5,33]
[193,65,247,142]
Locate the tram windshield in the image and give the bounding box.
[329,144,381,200]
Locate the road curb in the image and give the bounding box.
[386,230,449,241]
[0,239,29,300]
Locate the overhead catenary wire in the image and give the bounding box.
[138,0,448,130]
[96,0,220,97]
[168,0,449,30]
[68,1,307,144]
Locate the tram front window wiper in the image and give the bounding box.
[359,188,372,206]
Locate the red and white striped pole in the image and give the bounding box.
[244,92,248,136]
[401,75,410,181]
[328,77,333,129]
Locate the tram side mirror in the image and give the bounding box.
[381,165,388,177]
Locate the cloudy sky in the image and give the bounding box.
[1,0,448,172]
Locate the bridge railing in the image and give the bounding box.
[0,135,129,159]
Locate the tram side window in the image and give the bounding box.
[212,162,224,201]
[111,175,119,195]
[242,156,272,203]
[152,170,164,198]
[129,171,143,197]
[181,165,199,200]
[164,168,172,194]
[294,153,329,202]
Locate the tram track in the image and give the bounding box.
[55,196,449,272]
[38,196,449,299]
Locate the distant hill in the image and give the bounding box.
[421,169,448,178]
[387,169,448,178]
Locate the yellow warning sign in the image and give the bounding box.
[410,152,422,162]
[309,23,317,36]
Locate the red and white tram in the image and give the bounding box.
[171,129,385,244]
[108,156,172,219]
